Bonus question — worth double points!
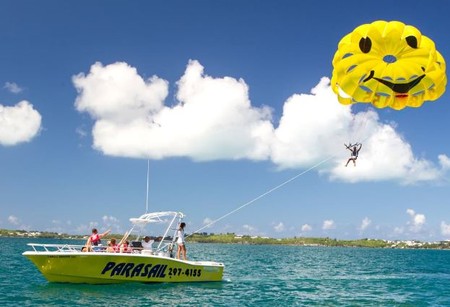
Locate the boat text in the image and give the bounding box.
[101,262,202,279]
[168,267,201,277]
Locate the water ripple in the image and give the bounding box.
[2,239,450,306]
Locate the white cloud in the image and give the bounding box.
[73,60,273,160]
[322,219,335,230]
[0,101,42,146]
[273,79,450,184]
[5,216,30,230]
[203,217,213,227]
[273,222,285,233]
[76,126,87,138]
[4,82,23,94]
[406,209,415,217]
[394,226,404,235]
[440,221,450,237]
[102,215,119,224]
[271,77,352,168]
[8,215,19,225]
[439,155,450,170]
[406,209,426,232]
[101,216,122,233]
[242,224,256,233]
[301,224,312,232]
[359,217,371,231]
[73,60,449,184]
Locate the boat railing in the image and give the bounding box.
[26,241,175,256]
[27,243,85,253]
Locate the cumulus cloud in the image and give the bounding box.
[359,217,371,231]
[273,222,285,232]
[4,82,23,94]
[439,155,450,170]
[102,215,119,225]
[73,60,273,160]
[242,224,256,233]
[7,215,30,230]
[8,215,19,225]
[203,217,213,228]
[0,101,42,146]
[101,215,123,233]
[271,77,352,168]
[406,209,426,232]
[322,219,335,230]
[440,221,450,237]
[73,60,449,184]
[394,226,404,235]
[301,224,312,232]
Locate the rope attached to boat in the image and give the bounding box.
[187,155,335,237]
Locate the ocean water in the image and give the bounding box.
[2,237,450,306]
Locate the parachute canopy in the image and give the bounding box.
[331,20,446,110]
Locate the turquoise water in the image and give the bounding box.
[2,237,450,306]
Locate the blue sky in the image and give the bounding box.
[1,0,450,240]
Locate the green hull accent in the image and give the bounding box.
[24,252,224,284]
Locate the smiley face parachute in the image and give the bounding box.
[331,20,447,110]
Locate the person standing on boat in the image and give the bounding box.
[176,222,187,260]
[89,228,111,246]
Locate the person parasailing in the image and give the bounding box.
[345,143,362,167]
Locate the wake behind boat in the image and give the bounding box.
[23,211,224,284]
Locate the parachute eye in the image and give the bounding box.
[359,37,372,53]
[406,36,418,48]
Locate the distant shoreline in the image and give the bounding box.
[3,229,450,249]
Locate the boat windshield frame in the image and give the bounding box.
[127,211,185,252]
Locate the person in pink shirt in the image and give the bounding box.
[89,228,111,246]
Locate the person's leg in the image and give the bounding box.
[182,245,187,260]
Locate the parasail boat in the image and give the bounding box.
[23,211,224,284]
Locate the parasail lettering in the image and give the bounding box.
[100,262,202,279]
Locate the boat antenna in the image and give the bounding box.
[145,159,150,213]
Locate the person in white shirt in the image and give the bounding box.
[142,236,154,250]
[176,222,187,260]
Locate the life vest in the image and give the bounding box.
[120,243,131,253]
[90,233,101,245]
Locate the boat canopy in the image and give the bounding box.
[129,211,185,227]
[125,211,185,253]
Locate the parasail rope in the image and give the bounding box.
[348,106,372,145]
[187,155,336,237]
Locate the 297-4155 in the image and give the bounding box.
[168,267,202,277]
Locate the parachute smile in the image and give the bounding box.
[363,70,426,94]
[331,21,446,109]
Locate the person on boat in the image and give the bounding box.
[88,228,111,246]
[142,236,154,250]
[176,222,187,260]
[106,238,119,253]
[345,143,362,167]
[120,240,132,253]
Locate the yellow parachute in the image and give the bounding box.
[331,20,447,110]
